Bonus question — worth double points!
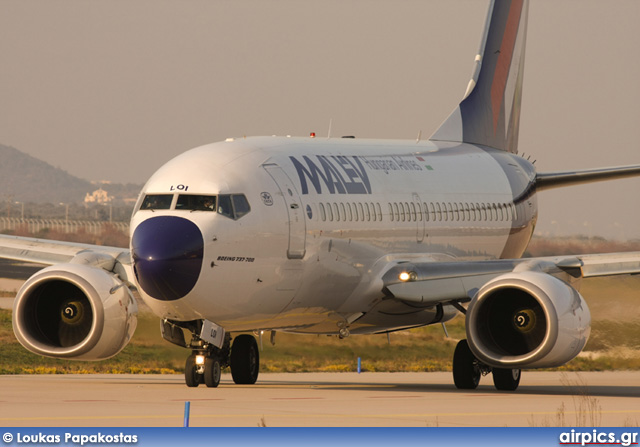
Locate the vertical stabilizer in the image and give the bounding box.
[430,0,529,153]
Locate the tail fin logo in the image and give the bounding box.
[490,0,525,136]
[430,0,529,154]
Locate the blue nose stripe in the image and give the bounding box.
[132,216,204,301]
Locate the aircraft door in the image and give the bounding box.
[263,164,307,259]
[413,193,425,243]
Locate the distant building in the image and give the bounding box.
[84,188,112,204]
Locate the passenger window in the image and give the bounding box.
[376,203,383,221]
[326,203,333,221]
[319,203,326,221]
[436,202,442,221]
[358,203,365,221]
[410,202,417,221]
[423,203,429,222]
[332,203,340,221]
[453,203,459,221]
[388,203,394,222]
[370,203,376,222]
[140,194,173,210]
[353,203,359,221]
[365,203,371,221]
[340,203,346,221]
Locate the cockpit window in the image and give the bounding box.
[140,194,173,210]
[232,194,251,218]
[138,192,250,218]
[217,195,233,218]
[176,195,216,211]
[218,194,251,220]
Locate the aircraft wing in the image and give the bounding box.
[0,234,133,282]
[382,252,640,305]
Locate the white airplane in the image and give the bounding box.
[2,0,640,390]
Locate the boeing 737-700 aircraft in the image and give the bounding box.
[2,0,640,390]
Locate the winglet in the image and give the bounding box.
[430,0,529,154]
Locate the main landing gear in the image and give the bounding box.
[184,333,260,388]
[452,339,521,391]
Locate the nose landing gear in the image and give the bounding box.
[182,332,260,388]
[185,352,222,388]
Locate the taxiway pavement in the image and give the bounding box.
[0,372,638,427]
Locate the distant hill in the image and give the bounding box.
[0,144,141,203]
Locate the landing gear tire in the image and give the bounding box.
[492,368,521,391]
[453,339,481,390]
[204,356,222,388]
[230,334,260,385]
[185,354,200,388]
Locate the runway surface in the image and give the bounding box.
[1,372,638,427]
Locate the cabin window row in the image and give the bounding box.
[316,200,517,224]
[319,202,383,222]
[388,201,517,223]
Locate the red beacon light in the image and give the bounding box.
[310,132,316,138]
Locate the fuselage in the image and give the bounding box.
[129,136,538,334]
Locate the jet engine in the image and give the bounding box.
[12,263,137,360]
[466,271,590,369]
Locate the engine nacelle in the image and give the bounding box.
[466,271,590,369]
[12,263,137,360]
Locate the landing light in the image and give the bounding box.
[399,271,418,282]
[195,355,205,365]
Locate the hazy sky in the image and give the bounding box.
[1,1,638,239]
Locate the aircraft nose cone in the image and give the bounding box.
[132,216,204,301]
